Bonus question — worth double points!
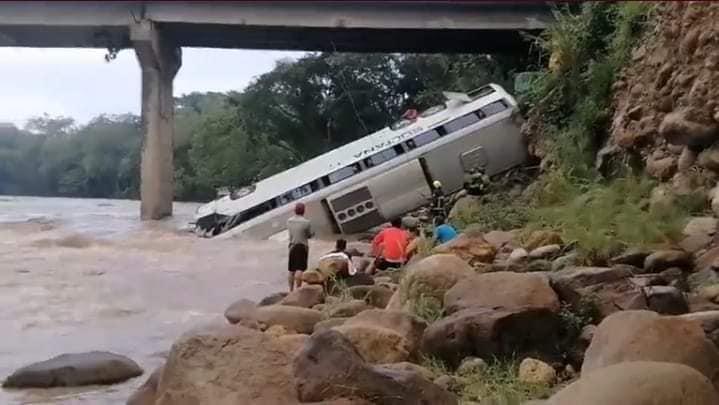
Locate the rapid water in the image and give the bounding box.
[0,196,333,404]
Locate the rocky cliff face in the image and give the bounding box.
[610,2,719,195]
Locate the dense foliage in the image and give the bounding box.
[0,52,526,201]
[519,2,704,263]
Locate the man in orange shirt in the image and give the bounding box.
[368,218,409,274]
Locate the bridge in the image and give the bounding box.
[0,1,555,220]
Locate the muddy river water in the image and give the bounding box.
[0,196,334,404]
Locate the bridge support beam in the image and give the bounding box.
[131,20,182,220]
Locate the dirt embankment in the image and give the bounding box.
[610,2,719,194]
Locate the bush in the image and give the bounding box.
[452,193,530,232]
[420,356,553,404]
[528,175,697,264]
[523,2,655,176]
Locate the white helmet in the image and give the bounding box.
[433,180,442,189]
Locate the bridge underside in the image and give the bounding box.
[0,24,538,53]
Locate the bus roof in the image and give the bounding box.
[209,83,512,215]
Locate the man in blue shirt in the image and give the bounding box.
[434,216,458,245]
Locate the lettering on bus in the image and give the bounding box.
[351,126,424,160]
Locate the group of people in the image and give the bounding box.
[284,205,459,291]
[285,167,490,291]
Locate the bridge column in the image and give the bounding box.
[130,20,182,220]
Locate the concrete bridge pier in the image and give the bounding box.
[131,20,181,220]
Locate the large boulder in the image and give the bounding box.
[154,323,298,404]
[548,361,719,405]
[301,269,326,285]
[518,358,556,385]
[127,365,163,405]
[680,311,719,348]
[524,230,563,251]
[313,317,348,334]
[365,285,395,308]
[444,271,560,315]
[582,310,719,389]
[378,362,436,381]
[224,298,260,326]
[549,266,647,318]
[349,285,394,309]
[483,230,516,250]
[255,305,323,334]
[385,290,402,311]
[332,324,412,364]
[696,246,719,273]
[659,108,719,148]
[421,306,560,367]
[644,285,689,315]
[447,195,480,223]
[689,268,719,290]
[327,299,372,318]
[610,248,651,268]
[258,292,288,306]
[645,152,677,180]
[528,244,562,260]
[281,284,325,308]
[293,330,457,404]
[433,234,497,265]
[2,351,142,388]
[644,249,692,273]
[683,216,718,238]
[399,254,474,309]
[344,309,427,357]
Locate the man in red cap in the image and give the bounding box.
[286,202,313,291]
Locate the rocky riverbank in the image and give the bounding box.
[114,220,719,404]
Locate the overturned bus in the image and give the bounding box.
[193,83,527,239]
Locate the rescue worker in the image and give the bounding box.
[464,166,491,196]
[430,180,447,226]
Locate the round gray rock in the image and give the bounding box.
[2,351,143,388]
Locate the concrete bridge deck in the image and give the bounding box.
[0,1,553,52]
[0,1,555,219]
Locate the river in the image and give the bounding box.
[0,196,334,404]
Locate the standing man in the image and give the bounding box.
[287,202,313,291]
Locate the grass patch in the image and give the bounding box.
[409,293,444,323]
[527,174,699,264]
[321,277,357,317]
[452,192,530,232]
[420,356,553,404]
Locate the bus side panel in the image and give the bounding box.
[422,116,526,193]
[367,159,432,221]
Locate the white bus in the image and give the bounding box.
[193,83,527,239]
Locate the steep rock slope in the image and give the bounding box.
[611,2,719,194]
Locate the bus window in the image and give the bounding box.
[328,162,361,184]
[468,85,495,100]
[412,129,440,148]
[443,113,480,134]
[393,144,405,155]
[290,184,313,200]
[482,100,508,116]
[420,103,446,118]
[364,148,399,168]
